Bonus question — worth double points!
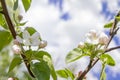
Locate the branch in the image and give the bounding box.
[76,11,120,80]
[0,0,35,77]
[105,46,120,52]
[0,0,16,39]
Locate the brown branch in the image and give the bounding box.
[76,11,120,80]
[105,46,120,52]
[0,0,35,77]
[0,0,16,39]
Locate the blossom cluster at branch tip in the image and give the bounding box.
[78,29,109,48]
[85,29,109,45]
[16,30,47,48]
[16,30,41,46]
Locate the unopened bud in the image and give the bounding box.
[12,45,21,54]
[99,32,109,45]
[39,40,47,48]
[8,78,14,80]
[13,39,20,45]
[78,42,84,48]
[18,15,23,21]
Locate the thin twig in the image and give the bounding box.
[0,0,35,77]
[105,46,120,52]
[76,11,120,80]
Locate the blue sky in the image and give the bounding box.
[23,0,120,80]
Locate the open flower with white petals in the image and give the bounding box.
[98,32,109,45]
[16,30,41,46]
[85,29,109,45]
[85,29,99,44]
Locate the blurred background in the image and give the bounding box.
[1,0,120,80]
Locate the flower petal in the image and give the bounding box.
[23,30,30,39]
[31,39,41,46]
[16,36,23,43]
[31,32,40,39]
[23,39,31,46]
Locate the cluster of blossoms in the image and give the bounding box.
[12,30,47,54]
[78,29,109,48]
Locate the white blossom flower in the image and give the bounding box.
[39,40,47,48]
[12,45,21,54]
[16,30,41,46]
[8,78,14,80]
[85,29,109,45]
[85,29,99,44]
[78,42,84,48]
[98,32,109,45]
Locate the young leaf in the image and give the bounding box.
[104,22,113,28]
[8,56,22,73]
[0,14,8,30]
[66,48,88,63]
[100,64,106,80]
[13,0,18,10]
[22,0,32,12]
[25,27,37,35]
[32,51,57,80]
[56,69,75,80]
[0,30,12,51]
[116,16,120,21]
[56,70,68,78]
[30,61,50,80]
[43,55,57,80]
[100,54,115,66]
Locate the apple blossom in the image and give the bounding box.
[12,45,21,54]
[85,29,99,44]
[16,30,41,46]
[98,32,109,45]
[8,78,14,80]
[39,40,47,48]
[78,42,84,48]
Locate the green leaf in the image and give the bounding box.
[13,0,18,10]
[0,30,12,51]
[8,56,22,73]
[43,55,57,80]
[116,16,120,21]
[30,61,50,80]
[25,27,37,35]
[56,69,75,80]
[50,65,57,80]
[22,0,32,12]
[100,64,106,80]
[100,54,115,66]
[0,14,8,30]
[104,22,113,28]
[25,50,57,80]
[66,48,88,63]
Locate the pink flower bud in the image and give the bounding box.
[8,78,14,80]
[18,15,23,21]
[12,45,21,54]
[13,39,20,45]
[78,42,84,48]
[99,32,109,45]
[39,40,47,48]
